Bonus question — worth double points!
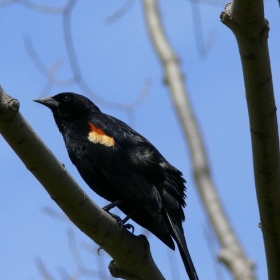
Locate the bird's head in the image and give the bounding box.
[34,92,100,131]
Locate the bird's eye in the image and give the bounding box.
[63,95,71,102]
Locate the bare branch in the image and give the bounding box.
[65,229,110,280]
[0,87,165,280]
[23,34,76,87]
[0,0,17,7]
[41,206,70,222]
[189,0,216,56]
[167,248,181,280]
[104,0,135,24]
[142,0,257,279]
[62,0,129,110]
[1,1,150,120]
[35,258,55,280]
[67,229,85,271]
[61,0,151,115]
[203,224,224,280]
[221,1,280,279]
[14,0,66,14]
[23,34,76,99]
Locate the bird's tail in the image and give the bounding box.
[165,211,199,280]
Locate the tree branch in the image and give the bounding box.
[0,86,165,280]
[221,1,280,279]
[62,0,140,111]
[142,0,256,279]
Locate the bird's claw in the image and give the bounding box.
[114,217,134,233]
[104,212,134,232]
[124,223,134,233]
[115,216,124,230]
[102,207,135,233]
[96,223,133,256]
[97,246,103,255]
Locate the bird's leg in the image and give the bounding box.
[103,200,132,230]
[102,200,124,228]
[122,209,138,233]
[102,199,123,212]
[103,200,137,232]
[122,208,137,224]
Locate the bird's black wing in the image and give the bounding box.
[84,113,165,219]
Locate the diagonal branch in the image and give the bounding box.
[0,86,165,280]
[142,0,256,279]
[221,1,280,279]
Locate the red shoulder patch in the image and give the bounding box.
[88,122,105,135]
[88,122,115,147]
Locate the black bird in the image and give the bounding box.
[35,92,199,280]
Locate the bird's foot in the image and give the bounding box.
[103,201,135,231]
[102,201,136,233]
[105,212,123,228]
[104,211,134,232]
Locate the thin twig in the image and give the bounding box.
[62,0,151,115]
[23,34,76,87]
[104,0,135,24]
[42,206,69,222]
[189,0,216,56]
[35,258,55,280]
[14,0,66,14]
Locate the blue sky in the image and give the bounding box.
[1,1,280,279]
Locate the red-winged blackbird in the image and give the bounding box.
[35,92,199,280]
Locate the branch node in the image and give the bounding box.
[220,3,238,32]
[0,87,20,120]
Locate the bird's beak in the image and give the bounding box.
[34,97,59,109]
